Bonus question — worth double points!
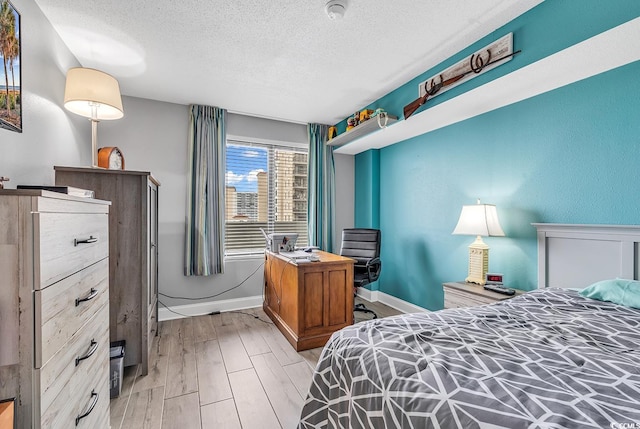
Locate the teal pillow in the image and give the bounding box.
[579,279,640,309]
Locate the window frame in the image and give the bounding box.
[224,138,308,258]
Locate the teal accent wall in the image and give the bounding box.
[350,2,640,310]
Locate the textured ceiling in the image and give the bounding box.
[34,0,543,125]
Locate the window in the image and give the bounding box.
[225,140,308,256]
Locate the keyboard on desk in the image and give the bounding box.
[279,250,312,260]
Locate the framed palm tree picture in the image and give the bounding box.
[0,0,20,133]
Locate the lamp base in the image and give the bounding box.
[91,118,99,168]
[465,236,489,285]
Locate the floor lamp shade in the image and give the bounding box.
[64,68,124,167]
[64,68,124,119]
[452,201,505,285]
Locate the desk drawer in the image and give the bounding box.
[39,304,109,428]
[35,212,108,289]
[35,258,109,367]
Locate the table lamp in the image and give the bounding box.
[452,199,505,285]
[64,67,124,167]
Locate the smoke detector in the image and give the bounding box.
[325,0,347,20]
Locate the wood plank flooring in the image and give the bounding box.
[110,298,402,429]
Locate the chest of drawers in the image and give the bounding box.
[55,166,159,375]
[0,190,111,428]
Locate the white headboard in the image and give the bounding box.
[534,223,640,289]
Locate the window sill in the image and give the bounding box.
[224,252,265,262]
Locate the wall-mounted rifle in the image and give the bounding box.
[403,49,521,120]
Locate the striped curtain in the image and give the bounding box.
[185,105,226,275]
[307,123,335,251]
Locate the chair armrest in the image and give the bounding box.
[365,257,381,282]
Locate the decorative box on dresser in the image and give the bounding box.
[0,189,111,428]
[54,166,159,375]
[443,281,524,309]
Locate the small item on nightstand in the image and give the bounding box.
[0,177,9,189]
[486,273,504,285]
[483,284,515,295]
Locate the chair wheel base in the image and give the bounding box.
[354,304,377,319]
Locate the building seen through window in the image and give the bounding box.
[225,141,308,255]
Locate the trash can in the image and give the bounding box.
[109,340,125,399]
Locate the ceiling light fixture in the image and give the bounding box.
[325,0,347,20]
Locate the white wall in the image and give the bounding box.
[227,113,307,145]
[100,101,354,319]
[333,153,354,253]
[0,0,86,184]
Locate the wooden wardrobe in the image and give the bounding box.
[55,166,159,375]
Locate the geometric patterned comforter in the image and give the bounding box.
[298,288,640,429]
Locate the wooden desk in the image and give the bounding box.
[263,250,354,351]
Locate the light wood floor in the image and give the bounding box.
[110,299,402,429]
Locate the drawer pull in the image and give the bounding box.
[75,339,98,366]
[75,288,98,306]
[74,235,98,246]
[75,390,98,426]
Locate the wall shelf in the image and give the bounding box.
[327,114,398,148]
[333,17,640,156]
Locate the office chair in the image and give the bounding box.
[340,228,381,319]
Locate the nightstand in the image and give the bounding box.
[443,281,524,309]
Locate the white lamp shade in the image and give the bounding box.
[452,203,505,237]
[64,67,124,120]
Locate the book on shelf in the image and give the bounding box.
[17,185,95,198]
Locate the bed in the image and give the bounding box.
[298,224,640,428]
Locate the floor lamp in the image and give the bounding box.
[63,67,124,167]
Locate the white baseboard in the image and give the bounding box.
[357,289,429,314]
[160,289,428,321]
[355,286,376,302]
[158,295,263,321]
